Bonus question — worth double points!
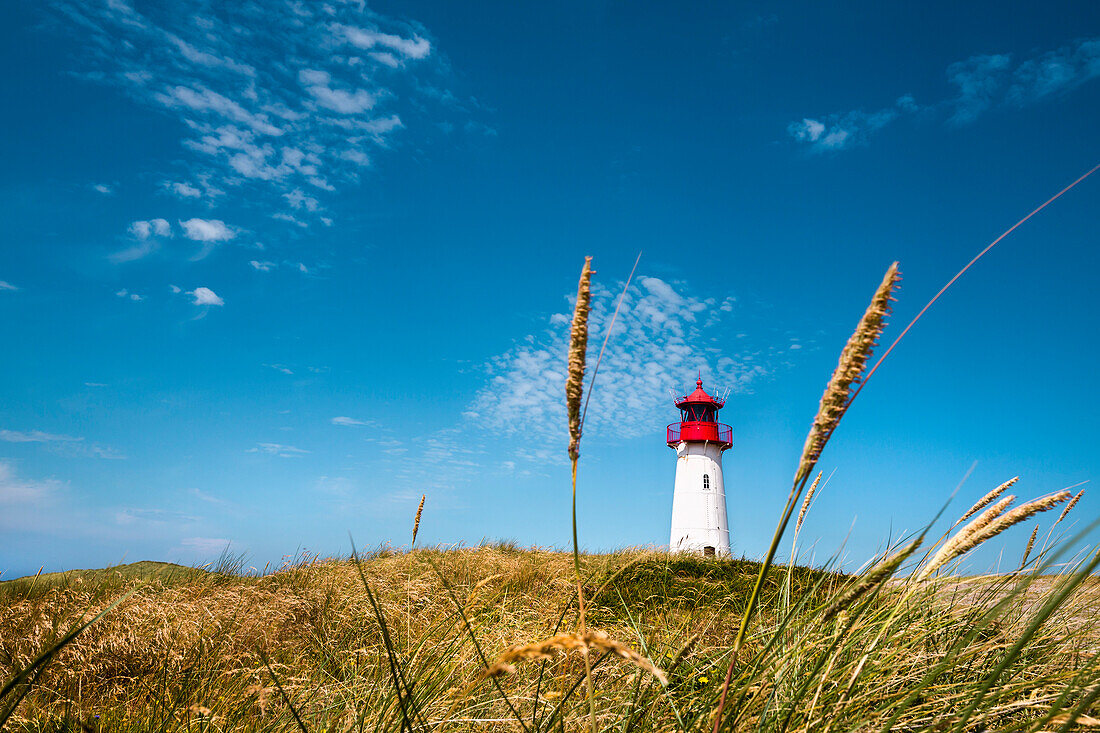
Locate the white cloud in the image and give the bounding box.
[128,218,172,239]
[789,118,825,142]
[264,363,293,374]
[250,260,276,272]
[93,183,114,195]
[332,416,369,426]
[179,218,235,242]
[337,25,432,59]
[0,429,82,443]
[0,461,60,505]
[249,442,308,457]
[0,281,17,291]
[158,84,284,135]
[285,189,320,212]
[340,149,371,166]
[116,288,144,301]
[113,218,172,262]
[299,69,375,114]
[370,52,399,68]
[787,97,914,152]
[48,1,454,227]
[163,181,202,198]
[188,286,224,306]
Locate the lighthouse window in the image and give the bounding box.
[703,474,710,490]
[682,405,715,422]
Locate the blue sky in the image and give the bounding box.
[1,1,1098,578]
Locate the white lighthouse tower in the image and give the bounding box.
[667,378,733,556]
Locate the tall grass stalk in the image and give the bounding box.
[563,253,642,733]
[566,255,596,732]
[712,262,901,733]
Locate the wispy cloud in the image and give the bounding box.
[92,183,114,195]
[249,259,313,274]
[0,461,61,504]
[188,487,226,505]
[249,442,308,457]
[946,54,1013,124]
[0,281,17,291]
[48,0,457,226]
[788,96,917,152]
[111,218,173,262]
[115,288,143,302]
[332,416,370,427]
[789,37,1100,151]
[0,429,82,443]
[188,287,224,306]
[465,274,787,452]
[178,537,232,556]
[163,181,201,198]
[0,429,125,459]
[115,506,200,526]
[948,39,1100,123]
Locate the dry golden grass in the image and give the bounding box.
[0,548,839,730]
[3,544,1098,731]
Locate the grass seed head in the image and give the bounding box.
[486,629,667,685]
[1055,488,1084,526]
[1021,525,1038,567]
[918,495,1016,581]
[796,471,823,533]
[822,537,921,621]
[795,262,900,484]
[411,494,426,548]
[968,490,1071,548]
[566,256,593,462]
[959,476,1019,523]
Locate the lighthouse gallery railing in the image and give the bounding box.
[666,422,733,447]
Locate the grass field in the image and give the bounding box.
[2,544,1099,731]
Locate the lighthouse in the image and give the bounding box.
[667,378,734,556]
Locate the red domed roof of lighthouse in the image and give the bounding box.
[674,378,725,408]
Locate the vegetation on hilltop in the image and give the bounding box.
[0,561,211,603]
[0,546,1097,730]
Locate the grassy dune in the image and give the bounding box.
[1,546,1098,730]
[0,562,207,603]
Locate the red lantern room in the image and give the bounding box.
[666,378,733,449]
